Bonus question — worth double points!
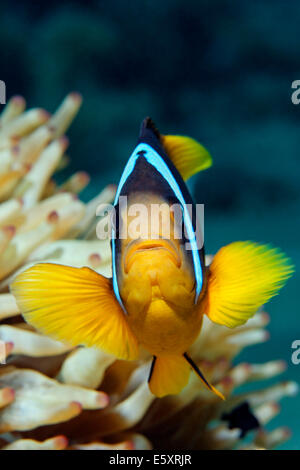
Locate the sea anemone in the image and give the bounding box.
[0,95,297,450]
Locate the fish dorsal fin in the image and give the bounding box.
[139,117,161,141]
[161,134,212,181]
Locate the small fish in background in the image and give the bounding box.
[11,118,294,399]
[222,402,260,438]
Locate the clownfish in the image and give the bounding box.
[11,118,294,399]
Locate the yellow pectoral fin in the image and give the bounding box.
[161,134,212,181]
[148,355,190,397]
[10,263,139,360]
[205,241,294,328]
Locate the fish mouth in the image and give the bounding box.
[124,239,181,274]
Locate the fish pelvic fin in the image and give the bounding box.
[10,263,139,360]
[148,355,190,397]
[183,353,225,400]
[205,241,294,328]
[148,353,224,399]
[161,134,212,181]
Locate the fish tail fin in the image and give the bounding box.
[161,134,212,181]
[148,355,190,397]
[10,263,139,360]
[139,117,212,181]
[205,241,294,328]
[183,353,225,400]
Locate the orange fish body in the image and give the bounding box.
[117,194,201,357]
[11,118,294,399]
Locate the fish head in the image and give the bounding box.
[111,118,206,322]
[115,192,198,321]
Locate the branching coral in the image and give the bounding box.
[0,95,297,450]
